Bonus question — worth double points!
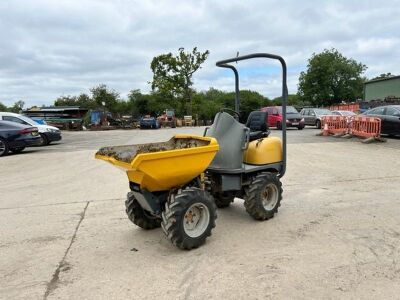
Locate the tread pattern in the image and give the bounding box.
[161,187,217,250]
[244,172,283,221]
[125,192,161,229]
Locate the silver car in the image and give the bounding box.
[300,108,332,129]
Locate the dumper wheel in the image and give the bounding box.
[125,192,161,229]
[244,173,282,221]
[214,192,235,208]
[162,187,217,250]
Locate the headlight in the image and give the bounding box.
[46,128,59,133]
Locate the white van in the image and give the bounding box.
[0,112,61,146]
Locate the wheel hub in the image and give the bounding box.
[183,203,210,238]
[262,183,279,211]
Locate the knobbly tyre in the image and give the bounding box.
[95,52,288,250]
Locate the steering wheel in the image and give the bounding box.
[220,108,240,119]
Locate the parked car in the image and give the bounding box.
[0,112,61,146]
[0,120,42,156]
[362,105,400,136]
[139,115,160,129]
[300,108,333,129]
[261,106,304,130]
[331,110,356,117]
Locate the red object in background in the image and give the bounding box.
[329,103,360,112]
[261,106,304,129]
[351,116,382,138]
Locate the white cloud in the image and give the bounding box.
[0,0,399,106]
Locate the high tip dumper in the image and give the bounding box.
[95,52,288,250]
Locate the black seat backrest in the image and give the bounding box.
[245,111,268,132]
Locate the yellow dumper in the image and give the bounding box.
[96,52,288,250]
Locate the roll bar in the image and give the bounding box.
[215,53,288,177]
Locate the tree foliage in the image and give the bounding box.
[9,100,25,113]
[150,47,209,115]
[0,102,8,111]
[371,73,396,80]
[298,49,367,106]
[90,84,120,113]
[55,93,95,109]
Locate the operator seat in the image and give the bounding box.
[245,111,270,142]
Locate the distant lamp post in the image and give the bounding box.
[101,101,106,126]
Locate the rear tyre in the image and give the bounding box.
[0,138,9,156]
[276,122,282,130]
[39,133,49,146]
[10,147,25,154]
[214,192,235,208]
[298,125,304,130]
[162,187,217,250]
[244,172,282,221]
[125,192,161,229]
[316,120,321,129]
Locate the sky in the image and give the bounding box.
[0,0,399,107]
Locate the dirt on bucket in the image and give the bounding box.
[96,137,209,163]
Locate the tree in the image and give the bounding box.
[298,49,367,106]
[54,93,95,109]
[371,73,396,80]
[150,47,209,116]
[90,84,120,113]
[9,100,25,113]
[0,102,8,111]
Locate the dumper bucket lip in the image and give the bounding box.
[95,134,219,171]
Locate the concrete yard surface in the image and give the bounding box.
[1,127,400,299]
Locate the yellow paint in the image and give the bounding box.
[95,134,219,192]
[243,137,282,165]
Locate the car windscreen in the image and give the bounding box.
[314,109,331,115]
[19,114,36,125]
[277,106,298,114]
[339,111,355,116]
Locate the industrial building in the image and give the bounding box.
[364,75,400,101]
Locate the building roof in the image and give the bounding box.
[365,75,400,85]
[25,106,88,112]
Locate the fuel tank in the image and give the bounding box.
[243,137,282,165]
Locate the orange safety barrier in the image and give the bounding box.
[328,103,360,112]
[321,116,349,135]
[350,116,381,138]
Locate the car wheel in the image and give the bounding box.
[10,147,25,154]
[316,120,321,129]
[39,133,49,146]
[276,122,282,130]
[0,138,9,156]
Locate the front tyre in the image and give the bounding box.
[162,187,217,250]
[39,133,49,146]
[316,119,321,129]
[125,192,161,229]
[0,138,9,156]
[244,173,282,221]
